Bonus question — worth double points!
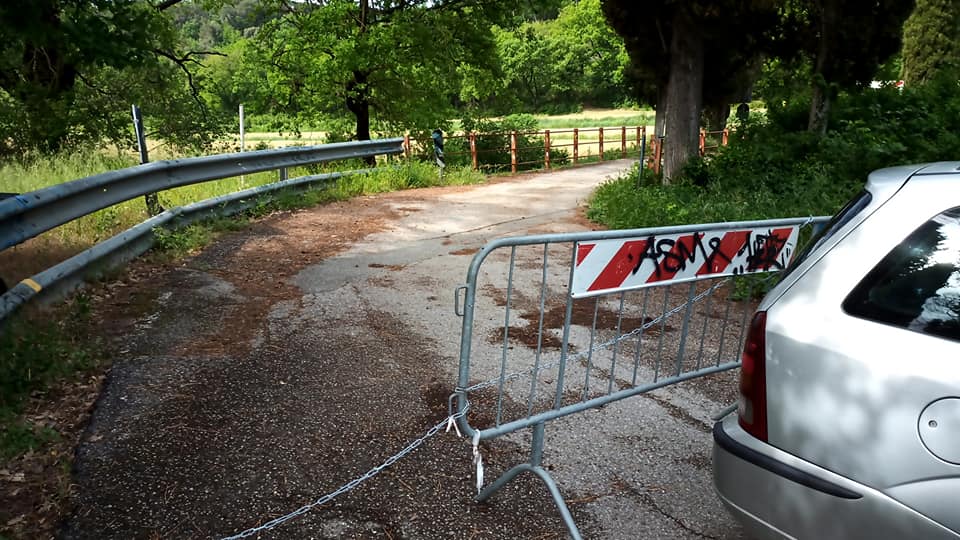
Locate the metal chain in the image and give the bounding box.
[222,280,732,539]
[221,404,470,540]
[464,279,729,393]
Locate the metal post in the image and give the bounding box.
[510,131,518,174]
[544,129,551,169]
[279,167,288,182]
[573,128,579,164]
[598,127,604,160]
[530,422,545,466]
[639,126,647,174]
[131,105,162,216]
[239,104,245,152]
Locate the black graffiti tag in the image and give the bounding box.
[738,230,791,273]
[626,232,732,279]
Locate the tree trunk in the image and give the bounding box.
[808,0,840,134]
[346,70,376,165]
[662,9,705,184]
[703,102,729,132]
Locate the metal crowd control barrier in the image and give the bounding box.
[452,216,829,539]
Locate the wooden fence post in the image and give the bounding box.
[573,128,579,164]
[653,136,663,175]
[510,131,518,174]
[469,133,478,171]
[699,129,706,156]
[722,129,729,146]
[621,125,627,158]
[403,134,411,159]
[544,129,551,169]
[599,127,604,160]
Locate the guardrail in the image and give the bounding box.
[0,138,403,251]
[0,138,404,323]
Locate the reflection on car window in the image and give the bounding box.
[844,207,960,342]
[780,190,872,281]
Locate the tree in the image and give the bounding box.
[251,0,506,149]
[603,1,779,182]
[785,0,914,133]
[0,0,226,156]
[901,0,960,86]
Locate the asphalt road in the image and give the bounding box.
[64,160,747,539]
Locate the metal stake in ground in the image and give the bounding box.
[131,105,163,216]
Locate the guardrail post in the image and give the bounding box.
[699,129,706,156]
[598,127,604,161]
[620,126,627,158]
[544,129,551,169]
[131,105,162,216]
[573,128,579,164]
[510,131,518,174]
[279,167,288,182]
[469,133,478,171]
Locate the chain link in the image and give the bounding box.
[221,404,470,539]
[223,280,729,539]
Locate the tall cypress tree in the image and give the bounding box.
[901,0,960,85]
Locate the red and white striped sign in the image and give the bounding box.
[571,226,799,298]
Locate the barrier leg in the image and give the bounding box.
[476,423,583,540]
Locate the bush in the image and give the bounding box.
[590,69,960,230]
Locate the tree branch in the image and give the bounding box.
[154,0,185,11]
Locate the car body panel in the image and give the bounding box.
[713,414,960,540]
[714,163,960,537]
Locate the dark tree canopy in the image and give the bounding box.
[901,0,960,85]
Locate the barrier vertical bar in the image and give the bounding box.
[553,247,578,409]
[598,127,605,160]
[621,126,627,158]
[510,131,518,174]
[544,129,551,169]
[469,133,478,171]
[573,128,579,164]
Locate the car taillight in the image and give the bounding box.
[738,311,768,442]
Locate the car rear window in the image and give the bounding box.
[843,207,960,342]
[779,189,873,281]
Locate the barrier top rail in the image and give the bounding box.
[0,138,404,251]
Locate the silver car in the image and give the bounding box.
[713,163,960,539]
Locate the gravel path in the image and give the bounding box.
[62,160,747,539]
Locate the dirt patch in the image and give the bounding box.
[487,325,566,351]
[448,247,479,256]
[368,262,406,271]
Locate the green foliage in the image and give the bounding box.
[0,1,228,157]
[900,0,960,85]
[152,224,212,257]
[491,0,630,113]
[249,0,504,140]
[589,70,960,229]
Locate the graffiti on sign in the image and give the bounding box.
[571,226,798,298]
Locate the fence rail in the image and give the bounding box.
[452,216,829,538]
[404,126,646,174]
